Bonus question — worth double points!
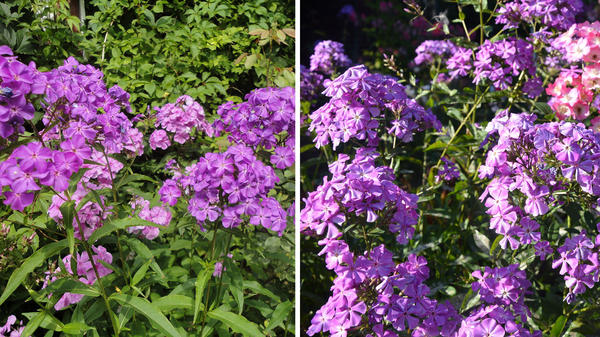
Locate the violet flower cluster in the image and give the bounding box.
[43,245,113,310]
[212,86,295,170]
[479,111,600,247]
[445,37,542,96]
[308,242,461,337]
[128,197,172,240]
[457,265,541,337]
[150,94,212,149]
[310,40,352,75]
[0,46,39,139]
[414,40,458,66]
[472,38,537,91]
[0,142,81,211]
[159,145,287,235]
[300,148,419,244]
[309,65,440,149]
[496,0,583,30]
[300,65,324,101]
[0,315,25,337]
[301,41,351,103]
[0,48,144,216]
[436,157,460,183]
[479,110,600,302]
[551,230,600,303]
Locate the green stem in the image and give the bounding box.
[199,224,220,336]
[214,232,233,305]
[434,87,490,171]
[65,191,120,337]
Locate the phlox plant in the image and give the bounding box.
[0,45,295,337]
[301,0,600,335]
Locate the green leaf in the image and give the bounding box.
[132,259,152,286]
[550,315,568,337]
[153,294,194,312]
[194,269,212,324]
[0,240,67,306]
[88,217,162,243]
[20,310,47,337]
[111,293,182,337]
[115,173,157,189]
[126,238,166,280]
[244,54,257,68]
[60,201,76,255]
[266,300,293,331]
[243,281,280,301]
[225,260,244,314]
[60,322,91,335]
[490,234,503,257]
[473,230,490,252]
[207,307,265,337]
[535,102,554,116]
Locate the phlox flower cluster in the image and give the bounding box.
[546,22,600,120]
[479,111,600,251]
[0,315,25,337]
[0,48,144,215]
[43,245,113,311]
[457,265,541,337]
[0,46,39,138]
[308,242,460,337]
[309,65,440,149]
[300,65,324,101]
[436,157,460,183]
[47,152,126,240]
[300,148,419,244]
[469,38,537,91]
[212,87,295,170]
[496,0,583,30]
[159,145,287,235]
[128,197,172,240]
[0,142,81,211]
[551,230,600,303]
[414,40,458,66]
[309,40,352,75]
[301,41,351,104]
[479,111,600,302]
[150,94,212,149]
[38,57,143,156]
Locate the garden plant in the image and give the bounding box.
[301,0,600,336]
[0,1,295,336]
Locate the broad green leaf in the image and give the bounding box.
[243,281,280,301]
[115,173,157,189]
[535,102,554,116]
[111,293,182,337]
[126,238,166,279]
[550,315,568,337]
[225,260,244,314]
[473,230,490,252]
[194,269,212,324]
[60,201,76,255]
[89,217,162,243]
[207,307,265,337]
[20,311,47,337]
[266,300,293,331]
[0,240,67,306]
[60,322,91,335]
[132,259,152,286]
[153,294,194,312]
